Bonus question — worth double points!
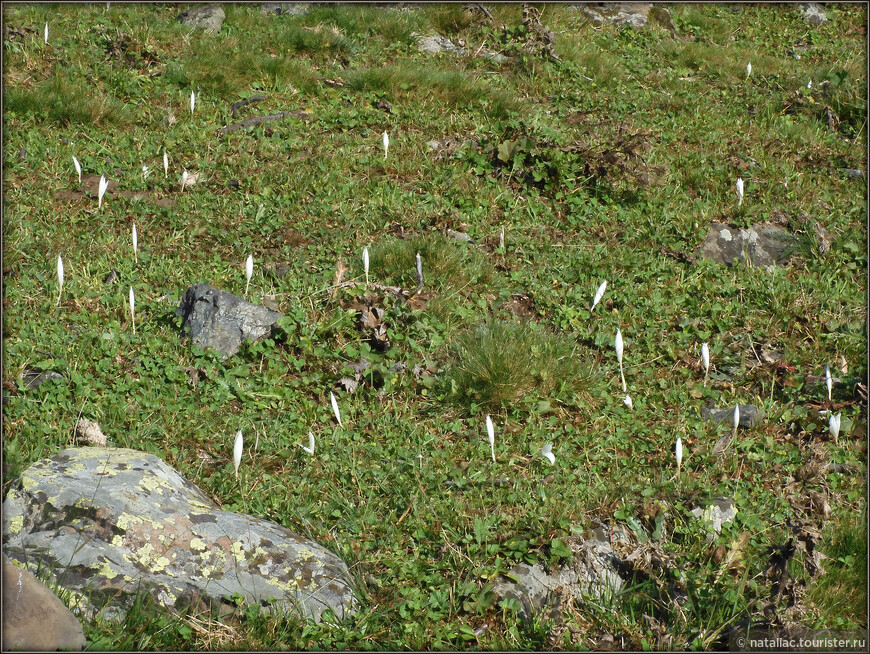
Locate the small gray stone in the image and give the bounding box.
[570,3,651,30]
[414,33,463,56]
[702,404,764,429]
[176,284,283,359]
[177,5,226,33]
[489,536,623,620]
[2,554,86,651]
[20,368,64,390]
[800,3,827,26]
[446,228,474,243]
[261,3,310,16]
[75,417,107,447]
[697,222,796,269]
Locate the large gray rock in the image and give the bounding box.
[2,553,87,651]
[178,5,226,33]
[698,222,796,270]
[2,448,357,623]
[177,284,283,359]
[490,535,623,619]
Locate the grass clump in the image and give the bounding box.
[370,233,491,293]
[442,320,591,413]
[4,72,128,127]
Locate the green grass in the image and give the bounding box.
[2,2,866,650]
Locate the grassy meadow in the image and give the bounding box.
[1,2,867,650]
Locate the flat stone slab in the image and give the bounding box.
[2,448,357,623]
[2,553,86,651]
[698,222,795,270]
[176,284,283,359]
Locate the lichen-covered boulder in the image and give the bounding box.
[2,448,357,623]
[176,284,283,359]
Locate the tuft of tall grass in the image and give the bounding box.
[442,321,592,412]
[4,73,128,126]
[371,232,485,284]
[344,64,522,118]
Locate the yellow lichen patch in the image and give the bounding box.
[115,512,144,531]
[111,535,124,547]
[231,541,246,562]
[190,537,207,552]
[96,559,119,580]
[151,556,172,574]
[139,474,167,494]
[263,575,300,592]
[6,515,24,534]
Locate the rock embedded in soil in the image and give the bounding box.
[2,447,358,623]
[177,5,226,33]
[702,404,764,429]
[800,2,827,26]
[261,2,310,16]
[489,533,623,620]
[176,284,283,359]
[697,222,796,270]
[2,553,87,651]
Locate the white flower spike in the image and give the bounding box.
[72,156,81,183]
[807,80,812,89]
[132,223,138,260]
[486,415,495,462]
[163,151,169,178]
[825,363,832,403]
[363,247,369,287]
[330,391,343,427]
[539,443,555,465]
[98,175,109,209]
[190,90,196,114]
[499,226,505,250]
[300,431,315,455]
[676,437,683,472]
[746,62,752,77]
[245,254,253,297]
[181,170,188,192]
[56,255,64,306]
[591,280,607,312]
[615,328,626,393]
[732,404,740,439]
[702,342,710,385]
[828,412,841,444]
[44,23,48,45]
[736,177,744,207]
[383,131,389,159]
[623,395,633,410]
[233,430,244,477]
[415,252,424,291]
[129,287,136,334]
